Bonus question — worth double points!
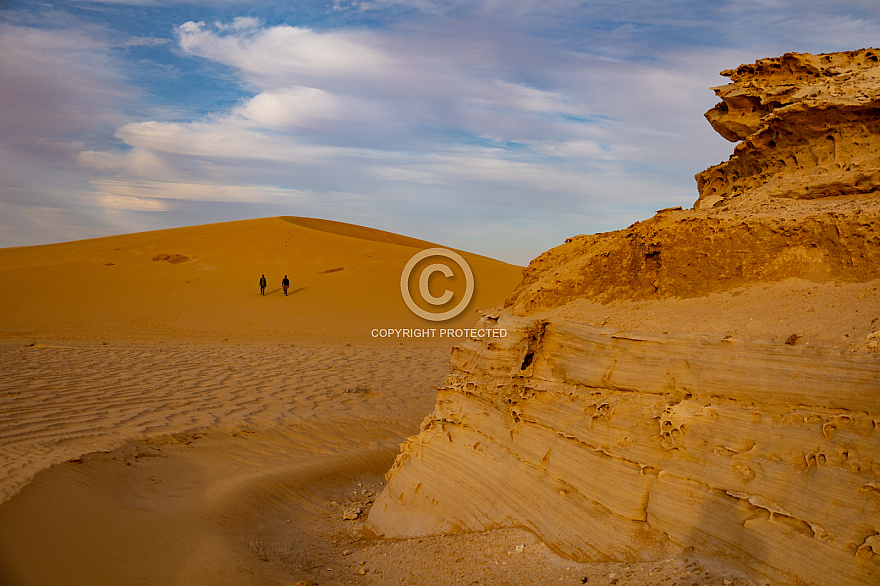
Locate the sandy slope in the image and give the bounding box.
[0,216,523,344]
[0,342,448,585]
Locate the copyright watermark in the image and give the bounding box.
[399,247,474,321]
[371,327,507,339]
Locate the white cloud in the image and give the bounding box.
[467,81,581,115]
[113,118,341,162]
[168,18,712,159]
[100,195,170,211]
[175,21,393,85]
[0,23,132,139]
[237,87,349,127]
[92,178,313,203]
[532,140,605,158]
[333,0,585,15]
[78,150,126,171]
[214,16,261,32]
[0,21,150,246]
[123,36,172,47]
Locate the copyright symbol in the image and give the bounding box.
[400,248,475,321]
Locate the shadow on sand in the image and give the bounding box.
[264,287,306,296]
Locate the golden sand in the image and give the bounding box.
[0,216,521,344]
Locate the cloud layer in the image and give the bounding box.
[3,1,880,262]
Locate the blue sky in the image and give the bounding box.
[2,1,879,264]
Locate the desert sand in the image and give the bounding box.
[0,216,764,585]
[0,216,520,344]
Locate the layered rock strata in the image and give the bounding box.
[369,317,880,584]
[367,50,880,586]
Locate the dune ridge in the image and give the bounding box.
[280,216,440,249]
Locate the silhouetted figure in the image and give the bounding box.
[259,274,267,296]
[282,275,290,296]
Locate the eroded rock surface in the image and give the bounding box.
[368,50,880,586]
[506,208,880,309]
[696,49,880,208]
[370,318,880,584]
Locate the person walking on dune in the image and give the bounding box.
[259,274,267,296]
[282,274,290,296]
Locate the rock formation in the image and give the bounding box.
[367,50,880,586]
[696,49,880,208]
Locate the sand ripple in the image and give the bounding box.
[0,341,449,503]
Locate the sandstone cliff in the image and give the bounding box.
[367,50,880,586]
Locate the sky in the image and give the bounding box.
[2,1,880,264]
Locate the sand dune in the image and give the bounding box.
[0,216,522,344]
